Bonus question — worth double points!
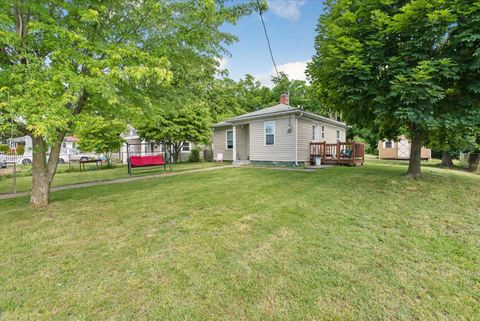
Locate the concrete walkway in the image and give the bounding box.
[0,165,235,201]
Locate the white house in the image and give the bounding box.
[212,94,348,166]
[119,125,198,164]
[8,135,32,153]
[61,136,80,155]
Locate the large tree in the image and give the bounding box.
[0,0,256,207]
[235,74,274,112]
[206,77,246,123]
[427,116,479,168]
[135,101,212,163]
[270,72,327,114]
[307,0,480,177]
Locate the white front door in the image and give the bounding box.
[397,139,410,159]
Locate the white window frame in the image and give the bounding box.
[226,130,233,150]
[336,129,340,140]
[264,121,275,146]
[384,141,393,149]
[312,124,317,142]
[181,142,191,152]
[321,125,325,139]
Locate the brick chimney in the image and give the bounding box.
[280,93,289,105]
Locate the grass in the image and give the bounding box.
[0,161,479,320]
[0,162,223,194]
[366,155,480,173]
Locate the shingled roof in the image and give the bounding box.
[212,103,347,128]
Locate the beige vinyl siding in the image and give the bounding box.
[297,118,347,162]
[235,125,249,160]
[297,118,312,162]
[213,115,347,163]
[213,126,233,160]
[322,122,346,143]
[249,116,295,162]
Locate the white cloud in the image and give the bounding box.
[255,60,310,87]
[267,0,306,20]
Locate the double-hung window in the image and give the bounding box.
[182,142,190,151]
[226,130,233,149]
[336,129,340,140]
[321,126,325,139]
[312,124,317,141]
[264,121,275,146]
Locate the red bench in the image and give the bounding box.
[128,155,167,175]
[130,155,166,167]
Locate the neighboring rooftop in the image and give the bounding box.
[64,136,79,142]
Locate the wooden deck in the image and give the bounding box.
[310,141,365,166]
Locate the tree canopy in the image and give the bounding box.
[307,0,480,177]
[0,0,257,207]
[75,116,126,164]
[135,100,212,163]
[207,72,328,122]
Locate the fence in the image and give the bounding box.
[0,153,23,163]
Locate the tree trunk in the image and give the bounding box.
[406,133,424,178]
[173,144,181,163]
[441,151,454,168]
[30,136,63,208]
[31,137,50,208]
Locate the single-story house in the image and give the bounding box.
[7,135,79,155]
[7,135,32,153]
[212,94,348,166]
[61,136,80,155]
[378,137,431,160]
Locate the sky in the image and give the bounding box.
[220,0,325,87]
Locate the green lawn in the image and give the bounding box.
[0,162,224,194]
[0,161,479,320]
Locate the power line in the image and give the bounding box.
[256,0,279,78]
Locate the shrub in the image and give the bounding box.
[0,144,9,153]
[15,145,25,155]
[188,147,201,162]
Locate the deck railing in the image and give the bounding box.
[310,141,365,166]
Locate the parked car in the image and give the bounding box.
[57,154,70,164]
[17,153,70,165]
[69,153,100,162]
[0,154,7,168]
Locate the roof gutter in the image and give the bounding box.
[228,109,300,124]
